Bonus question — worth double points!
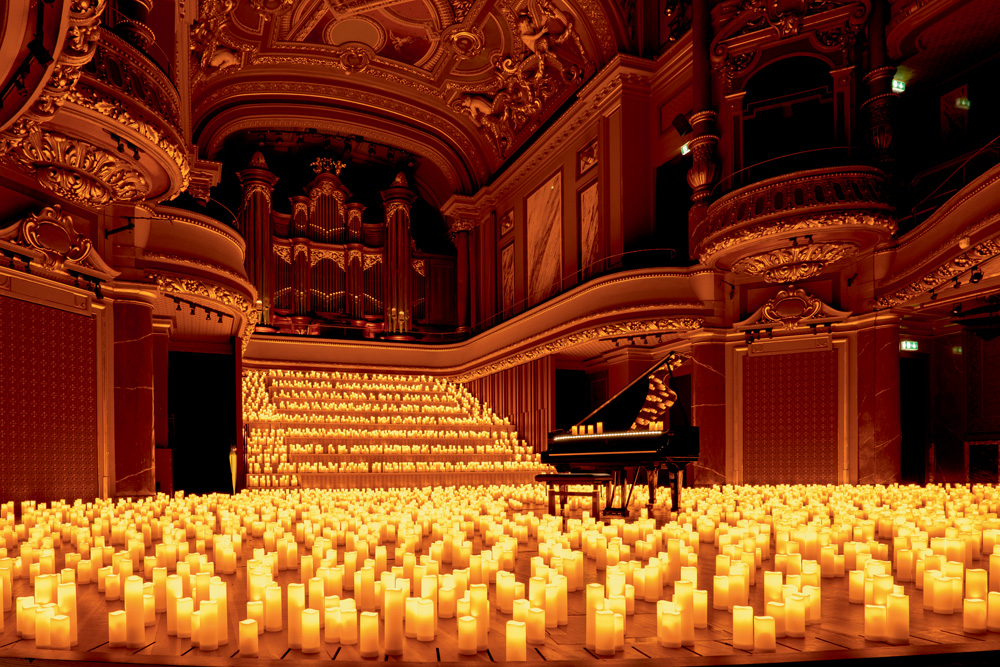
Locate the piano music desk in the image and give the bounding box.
[535,472,613,522]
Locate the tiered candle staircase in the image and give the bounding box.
[242,369,549,489]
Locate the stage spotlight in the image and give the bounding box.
[952,303,963,315]
[971,265,983,283]
[930,289,937,301]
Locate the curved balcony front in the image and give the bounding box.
[696,166,896,283]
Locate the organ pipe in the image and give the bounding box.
[237,152,279,324]
[381,173,417,334]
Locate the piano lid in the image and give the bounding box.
[570,352,687,432]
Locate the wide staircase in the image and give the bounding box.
[242,368,550,489]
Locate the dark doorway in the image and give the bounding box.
[900,356,930,483]
[555,369,590,431]
[168,351,237,494]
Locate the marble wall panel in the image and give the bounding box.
[691,342,726,485]
[526,173,563,307]
[857,325,902,484]
[579,182,600,277]
[501,243,515,318]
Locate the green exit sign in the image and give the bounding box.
[900,340,919,351]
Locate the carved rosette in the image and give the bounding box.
[411,259,426,277]
[0,0,107,154]
[12,130,149,207]
[442,26,486,59]
[732,242,859,283]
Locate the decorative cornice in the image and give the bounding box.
[873,239,1000,309]
[143,251,250,286]
[452,309,703,382]
[0,206,118,280]
[737,287,852,331]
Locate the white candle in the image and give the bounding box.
[50,614,70,650]
[964,597,987,634]
[288,582,304,648]
[247,600,264,635]
[239,619,258,657]
[415,597,435,641]
[886,593,909,645]
[301,608,321,653]
[384,586,404,655]
[56,581,77,646]
[108,610,127,647]
[264,585,282,632]
[865,603,886,642]
[458,615,478,655]
[124,575,144,648]
[988,591,1000,632]
[785,594,806,637]
[506,620,526,661]
[594,609,615,656]
[754,615,776,652]
[527,607,545,644]
[340,598,358,644]
[199,599,219,651]
[359,611,380,658]
[766,601,785,638]
[732,605,754,651]
[585,583,604,650]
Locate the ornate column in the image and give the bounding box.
[237,152,278,325]
[862,0,895,172]
[450,218,475,332]
[687,0,718,253]
[381,174,416,334]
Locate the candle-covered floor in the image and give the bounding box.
[3,484,1000,667]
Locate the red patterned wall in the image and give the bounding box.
[0,295,99,502]
[743,350,838,484]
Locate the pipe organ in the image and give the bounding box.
[238,155,457,339]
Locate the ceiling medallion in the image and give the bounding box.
[12,130,149,207]
[731,242,859,283]
[248,0,294,20]
[442,26,486,59]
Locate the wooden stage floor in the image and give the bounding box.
[2,503,1000,667]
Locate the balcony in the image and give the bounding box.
[696,165,896,282]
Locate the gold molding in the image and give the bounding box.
[150,272,259,353]
[11,130,149,207]
[731,242,859,283]
[873,239,1000,309]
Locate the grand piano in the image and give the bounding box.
[542,352,699,515]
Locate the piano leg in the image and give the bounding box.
[647,466,659,510]
[670,468,683,513]
[548,486,556,517]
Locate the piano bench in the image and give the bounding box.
[535,473,613,520]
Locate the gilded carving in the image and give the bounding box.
[151,272,259,352]
[309,249,345,269]
[442,26,486,59]
[0,206,91,269]
[385,202,410,219]
[453,313,704,382]
[190,0,244,88]
[293,243,309,260]
[293,201,310,217]
[873,240,1000,309]
[64,85,191,194]
[732,242,859,283]
[249,0,294,20]
[347,249,362,265]
[10,130,149,207]
[0,0,106,155]
[144,252,249,284]
[244,183,274,206]
[451,0,589,157]
[363,254,382,270]
[412,259,426,277]
[311,158,346,175]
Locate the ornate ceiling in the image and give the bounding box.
[190,0,630,201]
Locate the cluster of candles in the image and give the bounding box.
[568,421,666,436]
[241,369,547,489]
[7,483,1000,662]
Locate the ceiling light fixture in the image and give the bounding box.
[971,265,983,283]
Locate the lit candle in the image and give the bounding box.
[766,601,785,638]
[340,598,358,644]
[658,602,681,648]
[124,575,144,649]
[967,568,988,599]
[415,597,435,641]
[247,600,264,635]
[199,599,219,651]
[506,620,526,661]
[50,614,70,650]
[527,607,545,644]
[384,586,404,655]
[732,605,754,651]
[693,588,708,628]
[585,583,604,650]
[458,615,478,655]
[301,608,321,653]
[964,598,987,634]
[933,576,954,614]
[471,584,489,650]
[239,619,258,657]
[886,593,909,645]
[35,604,54,649]
[56,581,77,647]
[359,611,380,658]
[754,615,776,652]
[785,594,806,638]
[848,570,865,603]
[108,610,127,647]
[865,603,886,642]
[264,584,282,632]
[713,575,729,610]
[324,598,341,643]
[988,591,1000,632]
[594,609,615,656]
